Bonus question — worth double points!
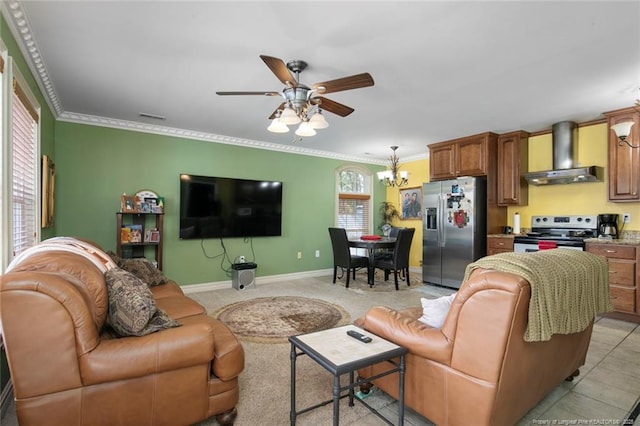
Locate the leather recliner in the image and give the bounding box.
[356,268,594,425]
[0,244,244,425]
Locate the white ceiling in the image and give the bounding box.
[4,1,640,163]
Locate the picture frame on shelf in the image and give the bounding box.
[139,202,151,213]
[121,195,137,213]
[128,225,143,243]
[149,229,160,243]
[399,186,423,220]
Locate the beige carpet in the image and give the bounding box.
[187,273,454,426]
[333,269,420,292]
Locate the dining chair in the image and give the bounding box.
[374,226,405,261]
[328,227,369,288]
[373,227,415,290]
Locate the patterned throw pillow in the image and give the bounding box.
[107,251,168,286]
[104,268,180,336]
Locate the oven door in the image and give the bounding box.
[513,238,584,253]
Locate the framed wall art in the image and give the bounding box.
[399,186,422,220]
[41,155,55,228]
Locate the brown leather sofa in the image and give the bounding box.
[0,242,244,425]
[356,268,595,425]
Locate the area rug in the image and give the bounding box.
[334,270,420,292]
[212,296,350,343]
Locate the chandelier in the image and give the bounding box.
[267,85,329,137]
[377,146,409,187]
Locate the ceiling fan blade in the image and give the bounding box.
[268,103,286,120]
[312,73,374,94]
[312,97,354,117]
[216,91,280,96]
[260,55,297,87]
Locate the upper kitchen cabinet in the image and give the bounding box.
[497,131,529,206]
[604,106,640,202]
[428,132,498,181]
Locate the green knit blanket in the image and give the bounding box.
[463,250,613,342]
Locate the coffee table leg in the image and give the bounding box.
[290,344,297,425]
[348,370,355,407]
[333,374,340,426]
[398,354,405,426]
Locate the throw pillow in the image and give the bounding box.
[418,293,457,329]
[107,251,168,287]
[105,268,178,337]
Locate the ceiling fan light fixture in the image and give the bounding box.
[280,105,301,125]
[267,117,289,133]
[308,110,329,129]
[295,121,316,137]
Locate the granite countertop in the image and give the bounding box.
[584,230,640,246]
[487,234,518,238]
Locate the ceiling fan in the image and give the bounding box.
[216,55,374,137]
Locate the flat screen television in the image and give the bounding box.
[179,174,283,239]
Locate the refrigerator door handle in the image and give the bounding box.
[439,195,445,248]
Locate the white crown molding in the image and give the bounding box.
[3,0,388,166]
[58,111,387,164]
[2,0,63,117]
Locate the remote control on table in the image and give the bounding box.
[346,329,372,343]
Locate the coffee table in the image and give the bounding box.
[289,324,407,425]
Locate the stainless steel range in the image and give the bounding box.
[513,215,598,253]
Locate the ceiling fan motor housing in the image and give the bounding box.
[284,86,312,112]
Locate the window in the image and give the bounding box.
[336,166,372,238]
[1,55,41,268]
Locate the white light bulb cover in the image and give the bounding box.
[295,121,316,137]
[267,118,289,133]
[308,111,329,129]
[399,171,409,179]
[280,107,301,125]
[611,121,634,138]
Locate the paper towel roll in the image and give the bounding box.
[513,213,521,235]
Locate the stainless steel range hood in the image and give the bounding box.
[524,121,603,186]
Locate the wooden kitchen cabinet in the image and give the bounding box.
[428,132,498,181]
[497,131,529,206]
[603,107,640,202]
[487,236,514,255]
[586,242,639,322]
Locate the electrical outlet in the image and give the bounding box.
[297,251,302,259]
[623,213,631,224]
[239,256,245,263]
[315,250,320,258]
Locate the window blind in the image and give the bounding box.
[338,193,370,238]
[11,78,39,257]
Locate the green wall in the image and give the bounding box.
[55,121,385,285]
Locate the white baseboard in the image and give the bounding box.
[182,266,423,294]
[181,268,334,294]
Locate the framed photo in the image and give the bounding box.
[399,186,423,220]
[41,155,55,228]
[121,195,137,213]
[149,229,160,243]
[139,202,151,213]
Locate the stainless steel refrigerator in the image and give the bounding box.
[422,177,487,289]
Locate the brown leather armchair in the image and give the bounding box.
[0,244,244,425]
[356,268,595,425]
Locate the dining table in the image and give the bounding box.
[348,236,396,286]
